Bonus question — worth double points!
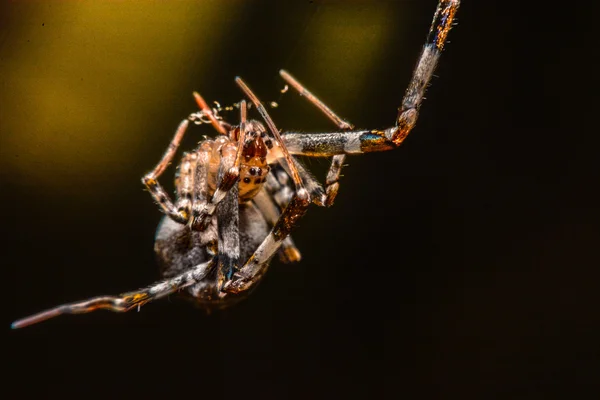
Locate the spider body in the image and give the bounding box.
[12,0,460,329]
[153,121,287,310]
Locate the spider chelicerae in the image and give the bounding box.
[12,0,460,329]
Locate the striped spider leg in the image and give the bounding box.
[10,260,217,329]
[280,0,460,159]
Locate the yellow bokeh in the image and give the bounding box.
[0,1,233,184]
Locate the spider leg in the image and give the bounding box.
[253,188,301,263]
[193,91,228,135]
[279,69,354,207]
[142,119,193,224]
[279,0,459,156]
[394,0,460,144]
[11,259,216,329]
[223,188,310,294]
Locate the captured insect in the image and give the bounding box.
[12,0,460,329]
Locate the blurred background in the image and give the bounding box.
[3,1,599,399]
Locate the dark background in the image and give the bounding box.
[3,1,599,399]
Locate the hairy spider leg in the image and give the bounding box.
[193,91,228,135]
[190,103,249,230]
[175,151,198,223]
[214,101,247,287]
[253,188,302,263]
[279,69,354,207]
[190,141,213,224]
[395,0,460,143]
[143,119,193,224]
[279,0,459,157]
[11,260,216,329]
[275,154,325,206]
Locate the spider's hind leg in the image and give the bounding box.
[11,259,216,329]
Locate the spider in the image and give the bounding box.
[12,0,460,329]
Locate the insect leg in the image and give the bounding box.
[279,69,354,207]
[215,103,248,289]
[190,141,212,226]
[11,259,216,329]
[216,166,240,290]
[280,0,459,156]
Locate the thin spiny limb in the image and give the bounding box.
[11,259,215,329]
[235,77,306,194]
[143,119,192,224]
[174,152,197,223]
[281,130,396,156]
[193,91,228,135]
[253,188,301,263]
[272,154,325,206]
[393,0,460,144]
[279,69,355,206]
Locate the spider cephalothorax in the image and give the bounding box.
[12,0,460,329]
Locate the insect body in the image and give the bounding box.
[12,0,460,328]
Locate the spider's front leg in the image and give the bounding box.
[253,187,302,263]
[394,0,460,144]
[280,0,460,157]
[11,259,216,329]
[143,119,196,224]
